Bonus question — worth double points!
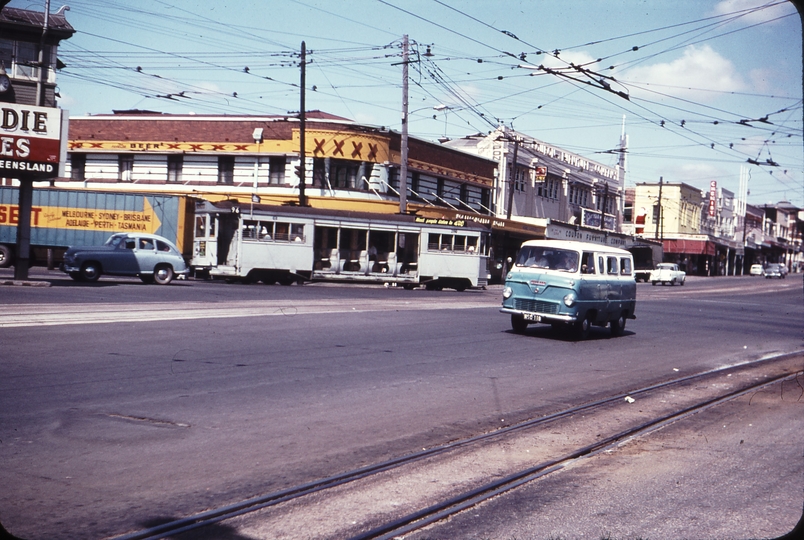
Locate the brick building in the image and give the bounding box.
[63,111,496,215]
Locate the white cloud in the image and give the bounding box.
[675,162,724,181]
[620,45,746,103]
[712,0,797,25]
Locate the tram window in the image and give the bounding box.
[209,217,216,238]
[195,216,206,238]
[440,234,453,250]
[242,220,259,240]
[275,222,290,241]
[258,223,272,241]
[291,224,304,242]
[467,236,478,253]
[427,233,439,251]
[454,235,467,252]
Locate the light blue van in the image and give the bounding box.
[500,240,637,339]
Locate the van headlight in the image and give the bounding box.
[503,286,513,299]
[563,292,576,306]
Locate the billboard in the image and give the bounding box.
[0,103,62,178]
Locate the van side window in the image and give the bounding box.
[598,256,605,275]
[607,256,618,275]
[581,252,595,274]
[620,257,632,275]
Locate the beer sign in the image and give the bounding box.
[0,103,62,178]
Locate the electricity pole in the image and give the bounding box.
[399,34,409,214]
[298,41,307,207]
[506,134,519,220]
[655,176,663,241]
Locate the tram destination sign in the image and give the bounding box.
[0,103,63,178]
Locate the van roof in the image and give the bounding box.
[520,239,631,255]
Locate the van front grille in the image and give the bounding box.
[514,298,558,314]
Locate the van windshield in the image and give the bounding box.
[516,247,579,272]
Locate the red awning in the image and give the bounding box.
[663,239,716,256]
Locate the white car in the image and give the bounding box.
[650,263,686,286]
[749,264,764,276]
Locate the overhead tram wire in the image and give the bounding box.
[426,0,800,146]
[558,0,791,51]
[610,10,798,73]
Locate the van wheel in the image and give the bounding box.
[153,265,174,285]
[80,261,101,282]
[511,315,528,334]
[610,314,626,337]
[572,315,591,340]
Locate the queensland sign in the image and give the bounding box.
[0,103,62,178]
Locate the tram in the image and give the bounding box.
[191,200,490,290]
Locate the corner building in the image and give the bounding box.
[64,111,495,216]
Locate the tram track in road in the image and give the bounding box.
[110,351,804,540]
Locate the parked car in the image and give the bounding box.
[649,262,686,286]
[61,232,189,284]
[764,263,788,279]
[749,264,764,276]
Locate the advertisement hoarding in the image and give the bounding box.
[0,103,63,178]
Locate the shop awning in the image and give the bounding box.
[663,239,716,256]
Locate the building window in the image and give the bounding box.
[459,184,468,205]
[0,39,54,82]
[437,178,445,199]
[167,155,183,182]
[410,172,420,196]
[480,188,490,213]
[312,158,326,187]
[269,156,286,184]
[218,156,234,185]
[118,154,134,182]
[70,154,86,181]
[0,40,12,70]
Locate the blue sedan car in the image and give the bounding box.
[62,232,188,284]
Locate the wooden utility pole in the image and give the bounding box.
[505,134,519,220]
[655,176,663,241]
[399,34,409,214]
[600,183,608,230]
[298,41,307,207]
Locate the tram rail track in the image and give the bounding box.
[111,351,804,540]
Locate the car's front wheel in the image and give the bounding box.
[80,261,101,282]
[153,265,174,285]
[511,314,528,334]
[572,315,591,340]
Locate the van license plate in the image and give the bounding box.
[523,313,541,322]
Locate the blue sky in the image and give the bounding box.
[9,0,803,207]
